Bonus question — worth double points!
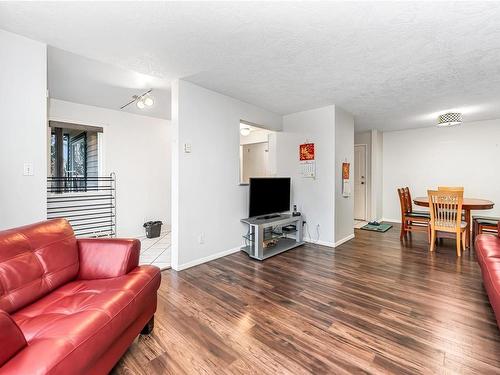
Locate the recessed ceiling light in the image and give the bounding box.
[437,112,462,127]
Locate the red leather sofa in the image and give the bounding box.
[0,219,161,375]
[475,222,500,328]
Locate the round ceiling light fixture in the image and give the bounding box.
[437,112,462,127]
[240,127,251,136]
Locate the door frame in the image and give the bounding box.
[354,144,368,221]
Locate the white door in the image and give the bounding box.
[354,145,366,220]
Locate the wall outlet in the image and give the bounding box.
[198,232,205,244]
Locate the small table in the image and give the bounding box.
[414,197,494,247]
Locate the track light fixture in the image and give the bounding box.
[120,89,155,110]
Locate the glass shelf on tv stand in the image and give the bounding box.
[243,228,298,243]
[240,213,304,261]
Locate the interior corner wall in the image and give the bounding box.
[277,106,336,247]
[49,99,171,237]
[0,30,47,230]
[334,107,355,245]
[354,131,372,220]
[371,129,383,221]
[171,80,282,270]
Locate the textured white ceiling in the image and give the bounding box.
[48,47,171,119]
[2,2,500,131]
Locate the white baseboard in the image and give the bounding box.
[304,237,336,248]
[173,246,241,271]
[304,234,355,248]
[334,233,355,247]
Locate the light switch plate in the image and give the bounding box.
[184,143,192,153]
[23,162,34,176]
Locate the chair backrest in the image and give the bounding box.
[397,187,413,216]
[438,186,464,192]
[397,188,407,217]
[0,219,78,314]
[428,189,464,232]
[403,187,413,213]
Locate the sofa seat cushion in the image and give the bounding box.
[5,266,160,375]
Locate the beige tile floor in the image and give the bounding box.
[138,228,171,270]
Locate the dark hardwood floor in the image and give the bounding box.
[112,225,500,374]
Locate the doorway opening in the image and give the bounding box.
[239,121,276,184]
[354,144,368,227]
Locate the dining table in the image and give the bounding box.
[413,197,494,248]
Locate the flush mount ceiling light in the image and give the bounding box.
[120,89,154,110]
[437,112,462,127]
[240,127,251,136]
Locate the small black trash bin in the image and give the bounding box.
[143,221,163,238]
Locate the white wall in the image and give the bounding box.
[278,106,336,246]
[382,119,500,221]
[334,107,355,245]
[354,131,372,219]
[49,99,171,237]
[171,80,282,270]
[0,30,47,230]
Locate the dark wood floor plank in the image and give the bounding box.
[113,225,500,374]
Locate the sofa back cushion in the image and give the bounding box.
[0,219,79,313]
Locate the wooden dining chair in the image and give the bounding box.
[438,186,464,192]
[437,186,467,228]
[398,187,430,242]
[428,189,467,256]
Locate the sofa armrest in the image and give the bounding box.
[77,238,140,280]
[0,310,27,366]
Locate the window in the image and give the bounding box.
[49,121,102,191]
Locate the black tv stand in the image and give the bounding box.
[257,214,281,220]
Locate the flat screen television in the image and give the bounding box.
[249,177,291,218]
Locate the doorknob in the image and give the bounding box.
[361,182,365,184]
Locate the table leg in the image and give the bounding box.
[465,209,471,249]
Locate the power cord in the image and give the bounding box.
[304,221,320,244]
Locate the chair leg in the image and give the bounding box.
[400,220,405,241]
[456,231,461,257]
[427,224,431,244]
[430,229,436,252]
[462,230,467,252]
